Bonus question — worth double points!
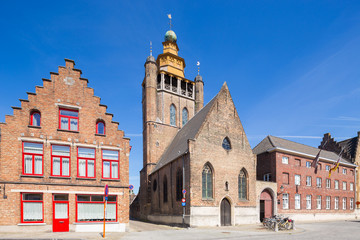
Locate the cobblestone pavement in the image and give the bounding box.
[0,220,359,239]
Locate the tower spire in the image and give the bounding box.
[167,14,172,30]
[150,41,152,56]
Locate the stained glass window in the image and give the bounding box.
[202,164,213,199]
[238,169,247,200]
[222,137,231,150]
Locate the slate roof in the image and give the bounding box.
[151,93,218,174]
[253,135,354,165]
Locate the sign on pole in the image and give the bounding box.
[103,184,109,238]
[182,189,187,194]
[182,202,186,207]
[129,185,134,190]
[182,198,186,203]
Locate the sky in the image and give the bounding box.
[1,1,360,193]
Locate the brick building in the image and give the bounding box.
[254,135,356,221]
[130,29,273,227]
[0,59,130,232]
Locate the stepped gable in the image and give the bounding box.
[320,133,353,161]
[0,59,126,138]
[151,82,246,174]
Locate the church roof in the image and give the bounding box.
[253,135,355,166]
[150,88,219,174]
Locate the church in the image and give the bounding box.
[131,28,276,226]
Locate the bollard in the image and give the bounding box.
[291,220,296,230]
[274,221,278,232]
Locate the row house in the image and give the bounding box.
[0,59,130,232]
[253,135,356,222]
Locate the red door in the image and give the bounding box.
[53,194,69,232]
[260,190,273,221]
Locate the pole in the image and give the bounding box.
[103,199,106,238]
[182,155,185,227]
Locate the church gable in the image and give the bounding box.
[193,82,252,155]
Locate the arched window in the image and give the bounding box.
[202,164,213,199]
[96,120,105,135]
[170,104,176,126]
[238,169,248,200]
[176,168,183,201]
[222,137,231,150]
[163,175,168,203]
[182,108,188,127]
[30,111,41,127]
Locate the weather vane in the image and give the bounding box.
[197,61,200,75]
[150,41,152,56]
[167,14,172,29]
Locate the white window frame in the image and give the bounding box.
[350,198,354,210]
[283,193,289,209]
[316,177,322,188]
[316,196,322,209]
[350,182,354,191]
[326,179,331,189]
[343,198,347,210]
[335,197,339,210]
[306,161,311,168]
[326,165,330,171]
[282,156,289,164]
[343,168,347,175]
[306,195,312,209]
[343,182,347,190]
[306,176,311,186]
[295,175,301,186]
[335,180,339,190]
[326,196,331,210]
[263,173,271,182]
[295,194,301,209]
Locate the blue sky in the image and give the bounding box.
[1,1,360,193]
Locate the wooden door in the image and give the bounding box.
[220,198,231,226]
[260,190,273,221]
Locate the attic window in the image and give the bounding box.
[222,137,231,150]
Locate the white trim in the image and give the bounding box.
[48,140,72,145]
[18,137,45,143]
[11,189,124,195]
[101,146,122,151]
[17,223,46,226]
[75,143,98,148]
[55,103,81,110]
[266,147,356,167]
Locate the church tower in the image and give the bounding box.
[139,27,204,217]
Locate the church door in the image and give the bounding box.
[260,189,273,222]
[220,198,231,226]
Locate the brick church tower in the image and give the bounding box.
[138,29,204,218]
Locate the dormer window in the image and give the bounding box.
[96,120,105,135]
[30,111,41,127]
[59,108,79,131]
[222,137,231,150]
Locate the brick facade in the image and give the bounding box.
[255,136,356,218]
[0,59,130,232]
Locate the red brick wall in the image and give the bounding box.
[259,151,356,214]
[0,59,130,225]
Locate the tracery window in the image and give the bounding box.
[222,137,231,150]
[238,169,248,200]
[202,164,213,199]
[170,104,176,126]
[182,108,188,126]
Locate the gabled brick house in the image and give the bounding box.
[0,59,130,232]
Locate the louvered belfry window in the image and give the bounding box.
[238,169,247,200]
[202,164,213,199]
